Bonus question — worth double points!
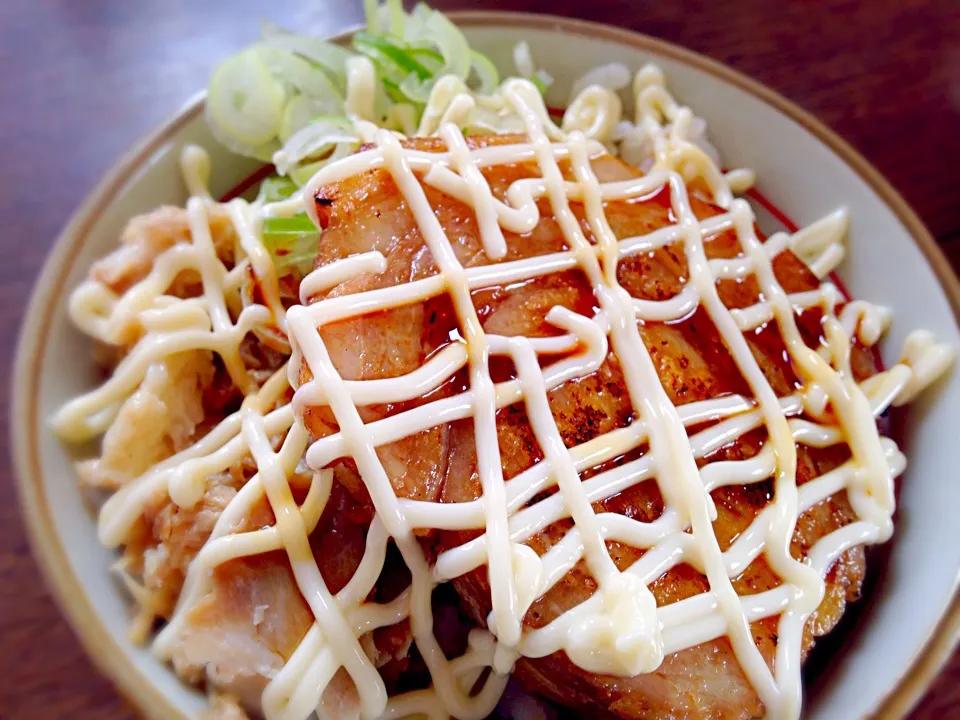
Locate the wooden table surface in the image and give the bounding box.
[0,1,957,718]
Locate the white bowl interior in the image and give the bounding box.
[27,18,960,719]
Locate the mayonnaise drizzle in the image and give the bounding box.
[54,66,954,720]
[289,77,953,719]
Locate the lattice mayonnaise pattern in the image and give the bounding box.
[282,79,942,720]
[52,66,954,720]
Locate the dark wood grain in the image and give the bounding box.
[0,1,957,718]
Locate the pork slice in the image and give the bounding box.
[91,204,238,296]
[77,350,215,491]
[166,481,413,713]
[300,135,880,719]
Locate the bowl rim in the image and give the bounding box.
[11,10,960,720]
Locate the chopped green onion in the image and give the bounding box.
[269,233,318,275]
[394,6,470,103]
[284,140,355,186]
[279,95,313,143]
[207,49,286,158]
[256,45,344,106]
[513,41,536,78]
[278,95,347,143]
[259,22,352,94]
[512,40,553,96]
[363,0,381,33]
[263,214,318,236]
[352,32,434,81]
[420,9,470,83]
[273,115,357,176]
[288,159,325,187]
[410,3,432,26]
[385,103,418,135]
[206,2,565,167]
[385,0,406,37]
[381,76,408,104]
[531,72,550,96]
[409,46,444,67]
[257,176,298,203]
[206,40,349,163]
[261,212,319,275]
[468,50,499,94]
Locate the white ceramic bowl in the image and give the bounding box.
[12,11,960,720]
